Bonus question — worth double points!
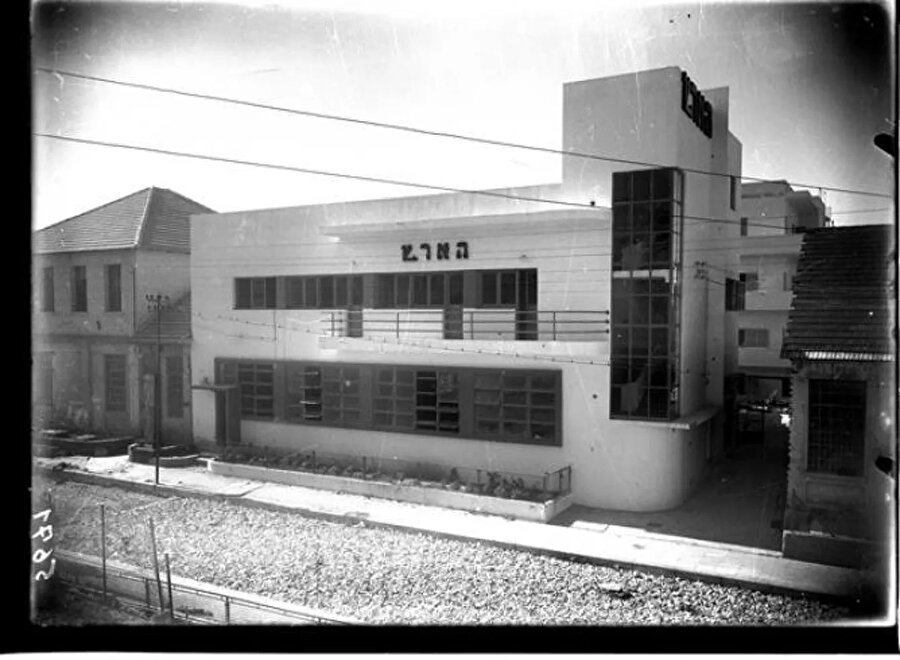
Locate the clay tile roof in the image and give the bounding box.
[781,224,895,362]
[33,187,214,254]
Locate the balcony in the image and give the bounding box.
[321,308,609,342]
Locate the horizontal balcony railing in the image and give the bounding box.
[322,308,609,342]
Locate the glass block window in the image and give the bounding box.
[321,365,361,425]
[373,367,415,430]
[808,379,866,477]
[610,167,682,421]
[473,370,560,445]
[236,363,274,418]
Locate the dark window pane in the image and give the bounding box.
[612,205,630,233]
[612,172,631,203]
[430,273,445,306]
[633,203,651,233]
[305,278,318,307]
[320,276,334,307]
[286,277,303,308]
[651,295,669,324]
[448,272,463,305]
[632,170,651,201]
[413,275,428,306]
[106,264,122,312]
[500,272,516,305]
[652,169,672,200]
[335,276,348,307]
[481,272,497,305]
[235,279,252,309]
[395,275,409,307]
[350,276,363,305]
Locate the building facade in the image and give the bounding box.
[190,66,743,511]
[32,187,212,444]
[780,224,895,570]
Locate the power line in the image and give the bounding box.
[35,66,895,201]
[37,132,880,236]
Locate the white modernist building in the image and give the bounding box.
[189,66,743,511]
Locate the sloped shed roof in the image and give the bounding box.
[33,187,214,254]
[781,224,895,362]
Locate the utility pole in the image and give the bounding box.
[146,294,169,486]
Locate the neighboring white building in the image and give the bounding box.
[189,66,743,511]
[724,182,830,404]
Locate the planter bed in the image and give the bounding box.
[209,459,573,523]
[128,443,200,468]
[35,433,136,457]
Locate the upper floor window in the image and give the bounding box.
[285,275,362,309]
[739,272,759,292]
[730,176,737,211]
[783,271,793,291]
[725,277,745,311]
[374,272,463,308]
[71,266,87,312]
[738,328,769,348]
[105,264,122,312]
[235,277,277,309]
[740,216,748,236]
[41,267,54,312]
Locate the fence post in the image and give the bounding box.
[148,518,165,613]
[100,504,107,602]
[552,312,557,341]
[165,553,175,618]
[396,312,400,338]
[224,595,231,624]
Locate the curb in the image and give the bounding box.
[39,465,864,604]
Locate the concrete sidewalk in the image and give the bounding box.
[35,456,866,602]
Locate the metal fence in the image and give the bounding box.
[323,308,609,341]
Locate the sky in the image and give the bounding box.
[32,0,895,230]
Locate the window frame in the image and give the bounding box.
[234,277,277,310]
[165,354,184,419]
[807,379,866,477]
[71,265,88,312]
[105,263,122,312]
[738,327,769,348]
[104,354,127,414]
[41,267,54,312]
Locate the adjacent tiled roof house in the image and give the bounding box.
[32,187,212,444]
[779,224,895,571]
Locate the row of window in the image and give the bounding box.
[39,264,122,313]
[216,359,561,447]
[33,352,184,419]
[234,269,539,311]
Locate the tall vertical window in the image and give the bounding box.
[725,277,745,311]
[740,217,748,236]
[286,365,323,421]
[730,176,737,211]
[610,168,682,421]
[783,271,793,291]
[71,266,87,312]
[808,379,866,477]
[105,264,122,312]
[34,352,53,405]
[104,354,127,413]
[41,267,54,312]
[165,355,184,419]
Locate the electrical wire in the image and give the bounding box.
[35,66,894,200]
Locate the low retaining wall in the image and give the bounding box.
[36,436,136,457]
[127,444,200,468]
[54,549,358,625]
[209,460,573,523]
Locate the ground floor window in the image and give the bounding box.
[808,379,866,477]
[165,355,184,419]
[104,354,127,413]
[215,358,561,446]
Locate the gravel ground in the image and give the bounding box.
[49,481,854,625]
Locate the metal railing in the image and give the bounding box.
[323,308,609,341]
